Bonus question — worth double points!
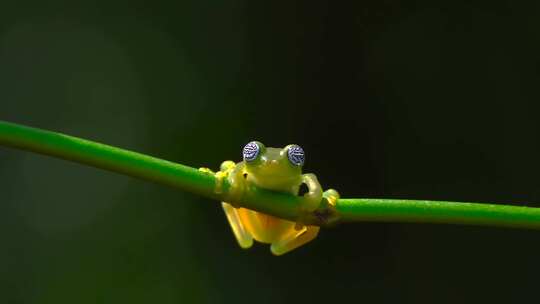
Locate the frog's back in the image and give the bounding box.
[237,208,296,244]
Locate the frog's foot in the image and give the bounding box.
[199,161,237,195]
[220,160,236,172]
[198,167,215,175]
[222,202,253,249]
[270,225,320,256]
[199,167,224,193]
[323,188,340,207]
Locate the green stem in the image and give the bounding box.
[1,120,540,229]
[337,199,540,229]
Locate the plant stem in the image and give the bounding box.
[1,120,540,229]
[337,199,540,229]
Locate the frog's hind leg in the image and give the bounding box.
[270,225,320,256]
[222,202,253,249]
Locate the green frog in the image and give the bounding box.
[201,141,339,255]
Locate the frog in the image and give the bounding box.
[200,141,339,255]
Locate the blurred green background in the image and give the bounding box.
[1,1,540,303]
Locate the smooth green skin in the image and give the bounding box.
[222,142,325,212]
[1,120,540,230]
[213,142,328,254]
[244,143,304,193]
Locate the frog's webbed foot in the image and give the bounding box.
[199,160,238,195]
[323,188,340,207]
[305,188,341,225]
[270,225,320,256]
[222,202,253,249]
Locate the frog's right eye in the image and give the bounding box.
[243,141,260,162]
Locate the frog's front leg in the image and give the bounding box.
[300,173,323,212]
[255,173,327,255]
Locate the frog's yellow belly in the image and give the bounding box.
[237,208,296,244]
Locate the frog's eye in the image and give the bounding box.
[243,141,260,162]
[287,145,305,166]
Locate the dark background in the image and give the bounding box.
[1,1,539,303]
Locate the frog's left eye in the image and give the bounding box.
[287,145,305,166]
[243,141,260,162]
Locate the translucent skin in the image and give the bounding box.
[210,142,338,255]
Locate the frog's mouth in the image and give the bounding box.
[247,168,301,190]
[255,171,294,182]
[255,161,297,179]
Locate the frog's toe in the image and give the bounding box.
[198,167,215,174]
[220,160,236,171]
[303,192,322,211]
[323,189,340,207]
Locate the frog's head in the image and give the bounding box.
[242,141,304,187]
